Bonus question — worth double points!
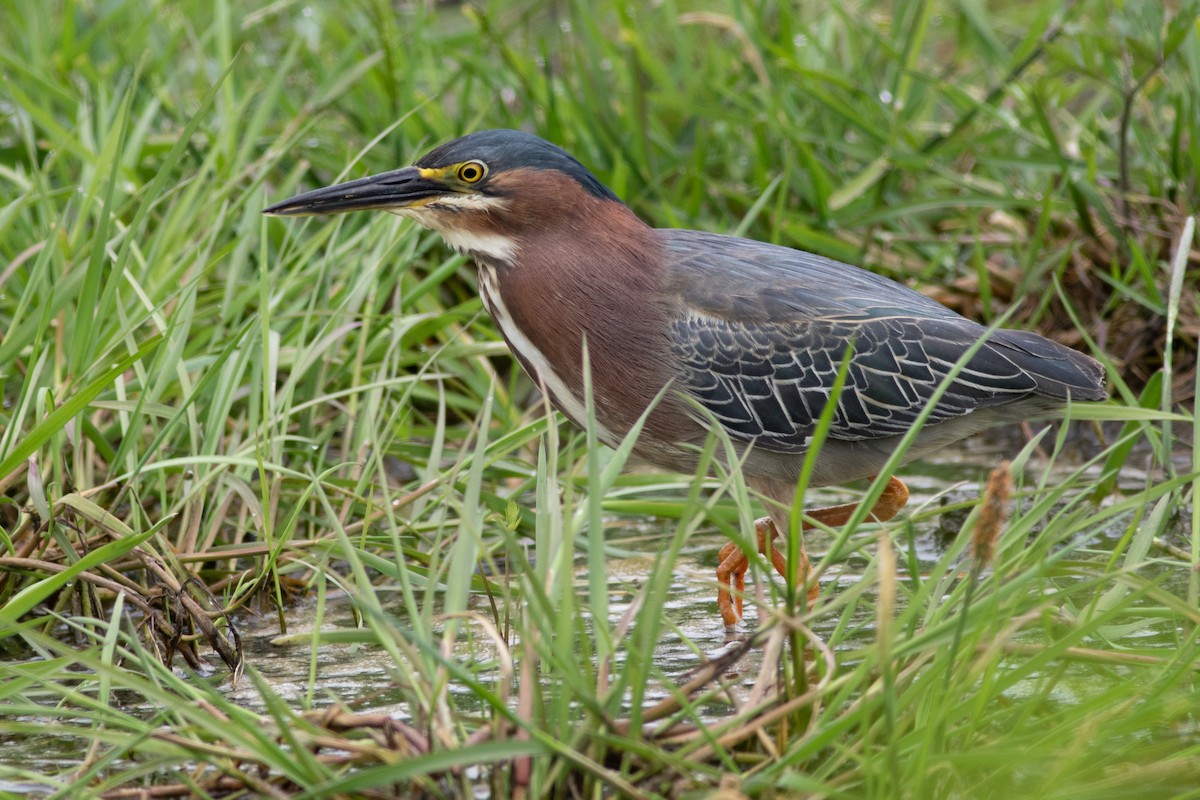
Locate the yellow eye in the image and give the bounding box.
[456,161,487,184]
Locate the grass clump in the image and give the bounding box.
[1,0,1198,797]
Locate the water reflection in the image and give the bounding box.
[250,426,1192,716]
[3,429,1190,781]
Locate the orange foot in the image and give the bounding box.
[715,475,910,626]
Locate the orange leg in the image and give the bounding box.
[717,518,812,626]
[716,476,910,626]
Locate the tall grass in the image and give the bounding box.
[1,0,1198,797]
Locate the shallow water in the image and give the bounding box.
[230,428,1188,713]
[1,428,1193,785]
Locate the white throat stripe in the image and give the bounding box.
[440,230,518,263]
[387,194,517,263]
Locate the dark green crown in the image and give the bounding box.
[416,129,620,202]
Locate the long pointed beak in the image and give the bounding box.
[263,166,445,217]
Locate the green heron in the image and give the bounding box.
[265,129,1105,627]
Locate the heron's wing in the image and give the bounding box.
[659,230,1103,452]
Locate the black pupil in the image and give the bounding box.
[462,165,478,180]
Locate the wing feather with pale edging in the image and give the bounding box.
[659,230,1104,452]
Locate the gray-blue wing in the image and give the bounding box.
[659,230,1105,452]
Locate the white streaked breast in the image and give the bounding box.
[477,266,619,447]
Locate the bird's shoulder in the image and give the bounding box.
[655,228,961,323]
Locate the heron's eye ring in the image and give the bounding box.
[457,161,487,183]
